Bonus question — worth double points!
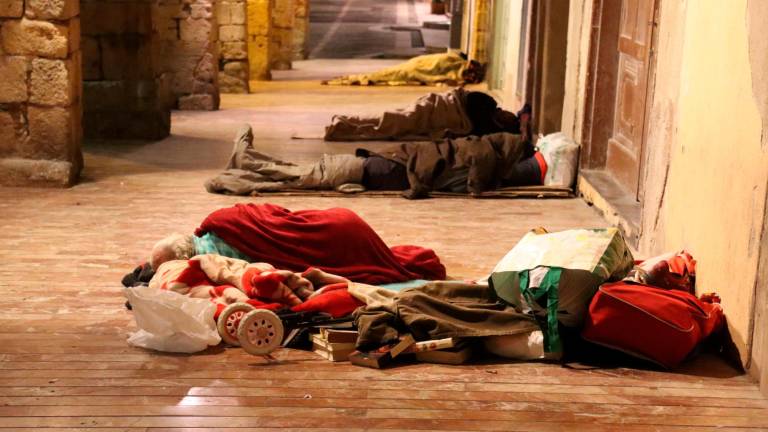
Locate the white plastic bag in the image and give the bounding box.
[537,132,580,188]
[489,228,634,353]
[124,286,221,353]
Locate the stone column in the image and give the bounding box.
[218,0,250,93]
[270,0,292,70]
[292,0,308,60]
[0,0,83,186]
[246,0,272,80]
[153,0,220,110]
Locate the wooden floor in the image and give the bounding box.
[0,75,766,431]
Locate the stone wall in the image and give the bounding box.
[291,0,307,60]
[81,0,172,139]
[242,0,306,80]
[635,0,768,371]
[217,0,249,93]
[246,0,271,80]
[0,0,82,185]
[270,0,292,70]
[153,0,220,109]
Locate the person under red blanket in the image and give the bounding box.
[149,203,446,285]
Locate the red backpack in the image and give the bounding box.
[581,282,724,368]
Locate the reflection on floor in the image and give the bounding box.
[0,73,765,430]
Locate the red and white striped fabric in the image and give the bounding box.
[148,254,365,319]
[149,254,314,317]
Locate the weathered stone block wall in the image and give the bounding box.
[246,0,271,80]
[0,0,82,186]
[153,0,220,109]
[291,0,307,60]
[81,0,172,139]
[217,0,249,93]
[269,0,292,70]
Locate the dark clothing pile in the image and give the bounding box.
[464,91,521,137]
[354,281,538,350]
[121,262,155,287]
[357,132,533,198]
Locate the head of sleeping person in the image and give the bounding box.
[149,233,195,270]
[461,59,486,84]
[465,91,522,136]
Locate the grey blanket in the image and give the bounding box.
[205,126,365,195]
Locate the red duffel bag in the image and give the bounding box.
[581,281,724,368]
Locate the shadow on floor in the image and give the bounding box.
[80,134,231,183]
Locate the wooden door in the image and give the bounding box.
[605,0,656,197]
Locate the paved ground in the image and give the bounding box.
[308,0,449,59]
[0,74,764,430]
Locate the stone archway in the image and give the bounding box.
[81,0,221,140]
[0,0,223,186]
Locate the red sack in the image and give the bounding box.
[626,250,696,294]
[581,282,724,368]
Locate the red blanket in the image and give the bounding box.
[195,203,445,284]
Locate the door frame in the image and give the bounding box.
[528,0,569,135]
[636,0,661,202]
[580,0,660,200]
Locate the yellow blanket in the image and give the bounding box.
[323,52,468,86]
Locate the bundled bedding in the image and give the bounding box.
[324,88,473,141]
[149,254,367,318]
[324,87,526,143]
[125,218,728,369]
[195,203,446,284]
[322,51,482,87]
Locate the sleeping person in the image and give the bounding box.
[206,125,546,199]
[321,51,485,87]
[148,203,446,284]
[323,88,530,142]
